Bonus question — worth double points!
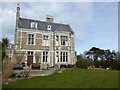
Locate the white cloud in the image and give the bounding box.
[2,2,117,54]
[1,2,93,45]
[2,6,16,43]
[1,0,119,2]
[23,2,94,50]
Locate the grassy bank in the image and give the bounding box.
[3,69,118,88]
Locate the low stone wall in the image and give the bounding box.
[12,68,57,77]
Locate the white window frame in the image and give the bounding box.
[60,52,68,63]
[47,25,51,30]
[60,36,68,46]
[27,34,35,45]
[55,35,59,46]
[56,51,59,63]
[42,35,49,46]
[43,35,49,40]
[42,51,49,63]
[27,51,34,56]
[31,22,38,29]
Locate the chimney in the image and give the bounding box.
[16,4,20,18]
[16,4,20,28]
[46,15,54,23]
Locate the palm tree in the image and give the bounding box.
[2,38,9,60]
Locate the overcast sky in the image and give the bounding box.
[1,1,118,54]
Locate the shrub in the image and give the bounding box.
[3,58,13,80]
[76,56,90,69]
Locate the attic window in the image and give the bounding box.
[31,22,38,29]
[47,25,51,30]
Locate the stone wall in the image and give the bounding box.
[14,30,76,67]
[35,52,41,63]
[14,51,26,63]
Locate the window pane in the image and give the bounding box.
[60,52,62,56]
[31,52,33,55]
[28,51,30,55]
[63,56,65,62]
[28,34,34,44]
[31,22,37,28]
[32,38,34,44]
[46,52,48,56]
[60,36,67,45]
[56,36,59,41]
[57,56,59,62]
[28,34,30,37]
[46,56,48,62]
[43,51,48,62]
[28,38,30,44]
[43,52,45,56]
[60,55,62,62]
[60,52,62,62]
[32,35,34,38]
[63,40,65,45]
[63,52,65,62]
[66,52,68,62]
[56,52,59,62]
[43,56,45,62]
[43,35,49,40]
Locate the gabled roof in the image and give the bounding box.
[18,17,74,33]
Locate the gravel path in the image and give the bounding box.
[29,68,57,77]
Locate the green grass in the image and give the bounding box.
[3,69,118,88]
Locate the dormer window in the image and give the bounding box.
[47,25,51,30]
[31,22,38,29]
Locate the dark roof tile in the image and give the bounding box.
[18,18,74,33]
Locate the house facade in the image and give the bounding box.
[14,5,77,68]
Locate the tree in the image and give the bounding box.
[116,52,120,70]
[89,47,104,60]
[2,38,14,83]
[2,38,9,60]
[76,55,90,69]
[84,47,119,70]
[111,59,118,70]
[104,59,112,69]
[100,60,106,68]
[94,60,100,68]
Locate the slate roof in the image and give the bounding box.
[18,17,74,33]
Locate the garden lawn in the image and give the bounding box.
[3,69,118,88]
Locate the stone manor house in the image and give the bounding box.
[14,5,77,68]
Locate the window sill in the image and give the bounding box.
[27,44,36,45]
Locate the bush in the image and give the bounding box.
[76,56,90,69]
[3,58,13,80]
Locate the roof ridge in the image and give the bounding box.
[20,17,41,22]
